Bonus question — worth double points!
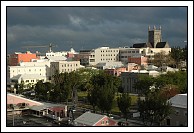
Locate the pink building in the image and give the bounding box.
[67,52,74,58]
[128,56,148,66]
[127,63,140,72]
[74,112,117,126]
[105,67,127,76]
[7,93,42,106]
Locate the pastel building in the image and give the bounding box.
[105,67,127,77]
[74,112,117,126]
[128,56,148,66]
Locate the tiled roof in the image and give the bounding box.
[74,112,106,126]
[168,94,187,108]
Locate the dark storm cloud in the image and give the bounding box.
[7,7,187,53]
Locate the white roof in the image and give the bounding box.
[128,63,138,67]
[45,56,67,61]
[168,94,187,108]
[146,65,158,70]
[74,112,106,126]
[11,74,46,80]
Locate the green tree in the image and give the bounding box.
[138,90,172,126]
[97,84,115,114]
[17,80,25,94]
[155,71,187,93]
[35,80,45,100]
[133,74,155,96]
[149,51,175,67]
[117,93,131,121]
[88,71,116,113]
[170,47,186,69]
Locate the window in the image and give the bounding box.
[29,69,31,72]
[106,120,109,125]
[101,120,104,125]
[31,80,34,82]
[26,80,29,83]
[40,69,41,71]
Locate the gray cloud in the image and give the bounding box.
[7,7,187,53]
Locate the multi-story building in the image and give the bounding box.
[7,66,48,86]
[50,61,81,79]
[119,47,171,63]
[79,47,120,66]
[8,51,38,66]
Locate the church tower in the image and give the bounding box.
[148,25,162,48]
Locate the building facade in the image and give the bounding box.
[121,70,160,93]
[79,47,120,66]
[50,61,81,78]
[8,66,47,81]
[8,51,38,66]
[163,94,187,126]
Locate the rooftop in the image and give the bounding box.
[168,93,187,108]
[74,112,106,126]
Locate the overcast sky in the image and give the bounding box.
[7,6,187,53]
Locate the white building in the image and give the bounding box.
[79,47,120,66]
[45,48,77,57]
[8,66,47,80]
[119,47,171,63]
[11,74,46,87]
